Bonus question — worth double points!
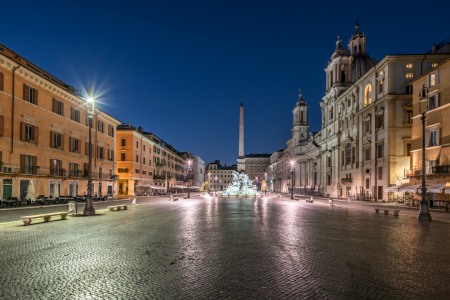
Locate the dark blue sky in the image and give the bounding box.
[3,0,449,165]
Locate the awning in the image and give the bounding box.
[384,184,409,193]
[150,185,165,189]
[428,183,450,193]
[399,184,433,193]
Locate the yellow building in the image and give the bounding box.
[0,43,121,200]
[409,58,450,207]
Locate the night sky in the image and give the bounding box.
[3,0,449,166]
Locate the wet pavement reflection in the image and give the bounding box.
[0,195,449,299]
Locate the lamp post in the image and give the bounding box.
[418,84,432,221]
[84,87,95,216]
[264,173,267,195]
[215,176,217,196]
[187,159,192,198]
[290,160,295,200]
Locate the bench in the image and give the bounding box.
[107,205,128,211]
[375,209,400,216]
[306,199,313,203]
[294,198,300,201]
[20,212,68,226]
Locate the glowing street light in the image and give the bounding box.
[290,159,295,200]
[84,86,95,216]
[187,159,192,198]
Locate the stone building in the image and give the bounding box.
[116,124,195,195]
[408,57,450,206]
[0,43,121,200]
[268,24,450,200]
[205,160,236,191]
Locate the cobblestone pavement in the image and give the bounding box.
[1,195,449,299]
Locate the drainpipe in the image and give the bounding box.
[10,64,20,158]
[420,55,427,75]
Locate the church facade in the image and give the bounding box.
[267,23,450,199]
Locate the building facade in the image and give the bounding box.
[0,43,121,200]
[193,156,205,191]
[267,24,450,200]
[205,160,236,191]
[409,57,450,206]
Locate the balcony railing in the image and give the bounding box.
[153,175,166,180]
[432,165,450,174]
[341,178,353,185]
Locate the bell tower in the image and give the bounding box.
[292,90,309,146]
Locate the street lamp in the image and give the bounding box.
[84,87,95,216]
[214,176,217,196]
[187,159,192,198]
[264,173,267,195]
[417,84,432,221]
[290,160,295,200]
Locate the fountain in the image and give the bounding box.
[222,171,260,196]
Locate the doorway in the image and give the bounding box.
[2,179,13,199]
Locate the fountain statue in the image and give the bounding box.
[222,171,259,196]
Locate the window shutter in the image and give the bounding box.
[50,131,55,148]
[426,75,430,88]
[60,101,64,116]
[425,131,430,147]
[436,128,440,146]
[60,134,64,150]
[435,93,439,108]
[69,137,73,152]
[50,159,55,175]
[84,163,88,175]
[23,84,29,101]
[20,154,25,173]
[34,126,39,145]
[85,142,88,155]
[435,70,439,85]
[71,107,74,120]
[53,98,57,113]
[0,115,4,137]
[111,150,114,161]
[33,156,37,170]
[21,122,26,141]
[0,151,2,165]
[34,89,38,105]
[69,162,73,175]
[97,146,100,158]
[0,72,3,91]
[77,139,81,154]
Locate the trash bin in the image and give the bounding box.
[68,201,76,214]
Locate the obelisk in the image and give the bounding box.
[237,101,245,172]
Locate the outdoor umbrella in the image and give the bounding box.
[53,182,60,199]
[26,180,36,202]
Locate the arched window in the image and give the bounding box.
[346,143,352,165]
[341,65,346,83]
[354,46,357,55]
[330,106,334,120]
[406,63,413,68]
[365,84,372,106]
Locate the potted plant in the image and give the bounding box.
[77,170,83,177]
[62,168,67,177]
[32,165,40,174]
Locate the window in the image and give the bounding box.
[379,70,383,76]
[346,143,351,165]
[98,147,104,159]
[25,124,34,142]
[108,125,114,137]
[427,95,438,111]
[143,144,146,151]
[50,159,61,176]
[406,85,413,94]
[377,115,384,129]
[432,63,438,68]
[352,147,355,163]
[430,74,436,87]
[430,130,437,146]
[330,70,334,86]
[149,147,151,154]
[406,110,413,124]
[378,80,383,94]
[53,99,63,115]
[327,175,331,185]
[378,144,383,158]
[406,73,413,79]
[341,65,346,83]
[118,168,128,173]
[378,186,383,200]
[121,153,126,161]
[24,85,38,104]
[97,121,104,133]
[154,146,156,152]
[20,154,34,174]
[365,148,371,161]
[108,149,113,161]
[366,178,370,189]
[136,141,139,148]
[121,139,126,146]
[406,63,413,68]
[70,138,79,153]
[330,107,333,120]
[136,154,139,162]
[364,84,372,106]
[51,132,63,149]
[135,169,140,174]
[143,157,146,164]
[71,163,79,177]
[71,108,80,122]
[406,143,411,156]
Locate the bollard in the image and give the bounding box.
[132,197,137,205]
[311,196,313,201]
[329,199,333,206]
[169,195,173,202]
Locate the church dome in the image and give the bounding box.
[352,55,378,82]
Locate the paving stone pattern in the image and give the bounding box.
[0,196,449,299]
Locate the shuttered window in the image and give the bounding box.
[51,132,64,149]
[23,84,38,105]
[0,115,4,137]
[71,108,80,122]
[53,99,64,116]
[0,72,4,91]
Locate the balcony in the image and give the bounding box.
[341,178,353,186]
[432,165,450,174]
[153,175,166,180]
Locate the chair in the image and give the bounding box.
[19,199,29,207]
